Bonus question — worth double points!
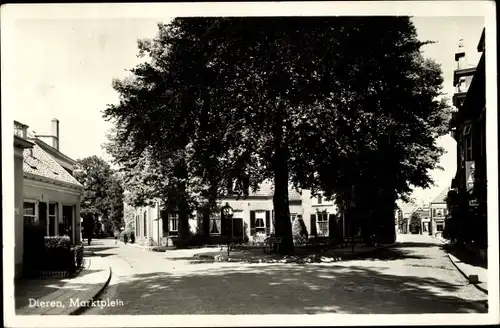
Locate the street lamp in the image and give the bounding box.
[221,202,234,258]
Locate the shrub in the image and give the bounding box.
[129,231,135,243]
[292,217,309,245]
[187,233,206,247]
[43,236,74,272]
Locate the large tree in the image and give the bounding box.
[74,155,124,237]
[104,17,450,252]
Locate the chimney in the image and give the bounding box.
[51,118,60,151]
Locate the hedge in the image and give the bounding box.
[23,226,84,277]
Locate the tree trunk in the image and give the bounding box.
[272,105,294,255]
[176,158,191,248]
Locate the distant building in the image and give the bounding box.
[403,206,430,235]
[416,206,431,235]
[430,188,449,237]
[448,28,487,246]
[126,180,340,247]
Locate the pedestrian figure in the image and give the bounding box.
[114,230,118,244]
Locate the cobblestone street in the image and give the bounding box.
[83,234,487,315]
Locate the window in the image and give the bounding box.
[436,209,443,217]
[317,194,323,205]
[317,212,329,237]
[23,202,37,225]
[458,77,467,93]
[436,223,444,232]
[463,124,471,135]
[209,213,221,235]
[463,126,472,161]
[143,211,147,237]
[48,203,57,236]
[255,211,266,234]
[432,208,437,217]
[290,213,297,222]
[168,213,178,233]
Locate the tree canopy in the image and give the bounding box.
[74,155,124,235]
[104,17,450,251]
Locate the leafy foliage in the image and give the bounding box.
[74,155,124,236]
[292,217,309,245]
[103,17,450,251]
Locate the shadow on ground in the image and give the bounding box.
[85,252,115,258]
[84,246,119,253]
[443,244,487,269]
[343,247,429,262]
[167,243,429,264]
[97,261,487,315]
[392,242,441,248]
[15,278,67,309]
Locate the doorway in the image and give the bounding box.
[232,218,244,242]
[61,205,74,242]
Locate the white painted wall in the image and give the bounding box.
[23,180,82,244]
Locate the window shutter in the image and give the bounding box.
[271,210,275,234]
[220,209,227,236]
[250,211,256,236]
[265,211,271,235]
[310,214,317,237]
[328,214,336,238]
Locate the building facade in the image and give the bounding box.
[127,180,340,246]
[14,121,35,277]
[447,29,487,247]
[430,188,449,237]
[14,119,83,277]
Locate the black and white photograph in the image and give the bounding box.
[2,2,498,327]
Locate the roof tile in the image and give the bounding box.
[23,144,82,187]
[249,180,302,200]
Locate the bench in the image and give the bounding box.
[341,236,364,248]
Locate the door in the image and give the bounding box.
[232,218,243,242]
[62,205,73,242]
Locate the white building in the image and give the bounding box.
[127,180,340,246]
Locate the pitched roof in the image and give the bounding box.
[249,180,302,200]
[431,188,449,204]
[23,143,83,188]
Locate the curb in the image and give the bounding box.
[118,241,167,252]
[194,243,399,262]
[70,266,113,315]
[446,253,488,295]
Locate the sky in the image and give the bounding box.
[4,14,485,205]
